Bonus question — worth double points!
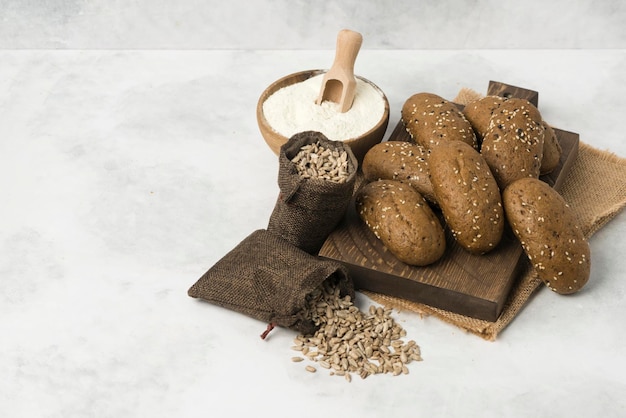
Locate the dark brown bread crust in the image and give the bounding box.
[462,95,506,144]
[481,98,545,190]
[355,180,446,266]
[540,121,562,175]
[361,141,436,203]
[401,92,477,151]
[503,178,590,295]
[429,140,504,254]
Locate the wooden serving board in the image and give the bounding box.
[319,81,579,322]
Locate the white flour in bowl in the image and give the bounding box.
[262,74,386,141]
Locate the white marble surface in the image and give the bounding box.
[1,49,626,417]
[1,0,626,49]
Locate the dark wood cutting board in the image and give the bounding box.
[319,81,579,322]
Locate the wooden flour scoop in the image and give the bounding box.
[316,29,363,113]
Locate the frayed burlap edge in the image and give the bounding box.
[363,88,626,341]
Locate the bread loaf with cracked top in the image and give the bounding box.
[503,177,590,294]
[429,140,504,254]
[401,92,477,151]
[355,180,446,266]
[480,98,545,189]
[361,141,436,203]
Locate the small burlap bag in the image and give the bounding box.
[188,229,355,336]
[364,88,626,341]
[267,131,358,254]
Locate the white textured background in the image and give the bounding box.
[1,0,625,49]
[3,2,626,418]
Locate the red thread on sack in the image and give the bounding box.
[260,323,275,340]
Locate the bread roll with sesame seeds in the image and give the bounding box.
[361,141,436,203]
[429,140,504,254]
[355,180,446,266]
[401,93,478,151]
[480,98,545,190]
[503,178,590,295]
[462,95,506,144]
[540,121,562,175]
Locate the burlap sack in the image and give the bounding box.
[364,88,626,341]
[188,229,355,336]
[267,131,358,254]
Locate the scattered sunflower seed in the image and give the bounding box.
[290,278,422,380]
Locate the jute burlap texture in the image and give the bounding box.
[268,131,358,254]
[364,88,626,341]
[188,229,354,335]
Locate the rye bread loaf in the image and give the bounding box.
[429,140,504,254]
[540,121,562,174]
[361,141,436,203]
[401,92,477,151]
[480,98,545,189]
[462,95,506,143]
[480,98,545,190]
[503,178,590,294]
[355,180,446,266]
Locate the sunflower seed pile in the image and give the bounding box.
[291,280,422,381]
[291,141,350,183]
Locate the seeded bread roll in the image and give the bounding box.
[503,178,590,294]
[429,140,504,254]
[401,92,477,151]
[355,180,446,266]
[361,141,436,203]
[481,98,545,190]
[540,121,562,174]
[462,95,506,143]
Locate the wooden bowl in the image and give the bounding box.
[256,69,390,163]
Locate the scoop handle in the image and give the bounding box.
[330,29,363,76]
